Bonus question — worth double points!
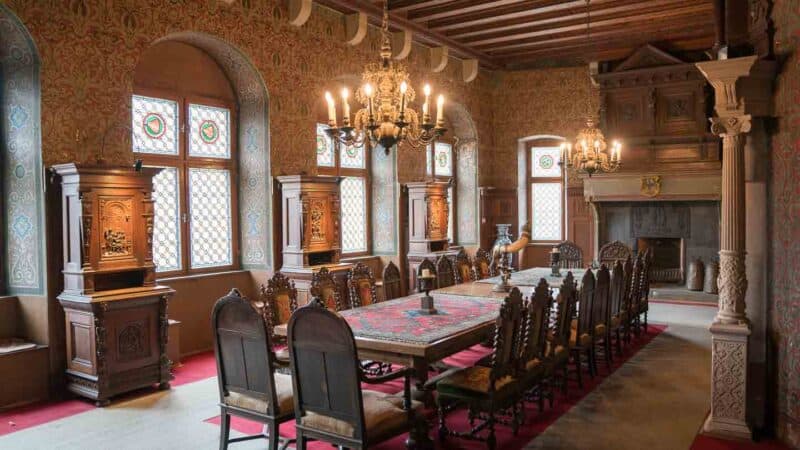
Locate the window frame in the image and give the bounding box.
[133,87,240,277]
[316,124,372,258]
[526,139,565,244]
[427,137,456,243]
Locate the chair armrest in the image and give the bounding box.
[360,366,413,385]
[421,367,461,390]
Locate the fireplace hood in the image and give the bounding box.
[582,171,721,203]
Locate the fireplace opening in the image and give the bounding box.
[636,237,684,283]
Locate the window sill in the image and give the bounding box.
[157,269,250,284]
[341,254,381,264]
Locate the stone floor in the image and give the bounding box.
[650,283,719,305]
[0,303,716,450]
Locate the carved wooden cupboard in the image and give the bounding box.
[52,164,174,406]
[405,181,458,291]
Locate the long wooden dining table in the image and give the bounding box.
[273,267,588,403]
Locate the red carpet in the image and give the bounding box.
[204,324,667,449]
[691,434,791,450]
[0,351,217,437]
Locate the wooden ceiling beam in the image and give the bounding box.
[453,0,700,42]
[407,0,527,22]
[470,3,713,49]
[426,0,609,32]
[482,14,713,54]
[387,0,453,13]
[316,0,502,69]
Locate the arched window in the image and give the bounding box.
[316,124,370,256]
[427,139,455,242]
[132,41,239,275]
[526,138,565,243]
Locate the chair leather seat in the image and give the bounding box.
[224,372,294,415]
[437,366,516,397]
[301,390,421,438]
[570,329,592,347]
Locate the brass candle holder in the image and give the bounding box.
[417,273,438,315]
[550,247,562,277]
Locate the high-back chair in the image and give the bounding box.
[571,270,596,387]
[472,248,494,280]
[310,267,345,311]
[435,288,525,447]
[628,253,645,337]
[598,240,632,267]
[435,255,456,289]
[556,241,583,269]
[609,260,626,355]
[621,256,635,343]
[592,266,613,372]
[519,279,553,411]
[382,261,402,301]
[638,249,653,332]
[348,262,379,308]
[212,289,295,450]
[549,272,576,395]
[453,250,474,284]
[287,300,421,450]
[257,272,298,344]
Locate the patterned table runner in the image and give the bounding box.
[340,294,501,345]
[476,267,589,288]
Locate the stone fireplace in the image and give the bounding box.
[636,237,684,282]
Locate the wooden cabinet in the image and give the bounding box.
[405,181,457,291]
[52,164,174,406]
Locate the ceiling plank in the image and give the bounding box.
[427,0,605,32]
[407,0,527,22]
[388,0,454,13]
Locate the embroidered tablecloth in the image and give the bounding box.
[476,267,589,288]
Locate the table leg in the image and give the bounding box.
[411,357,433,407]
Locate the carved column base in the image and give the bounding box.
[703,321,752,440]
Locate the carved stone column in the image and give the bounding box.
[695,55,776,440]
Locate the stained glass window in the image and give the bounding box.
[188,104,231,158]
[340,177,367,253]
[132,95,179,155]
[316,123,334,167]
[531,147,561,178]
[188,168,233,268]
[151,167,181,272]
[531,182,562,241]
[434,142,453,176]
[340,144,365,169]
[426,144,433,176]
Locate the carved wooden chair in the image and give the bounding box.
[608,260,627,355]
[382,261,403,301]
[620,256,635,344]
[598,240,632,267]
[556,241,584,269]
[453,250,474,284]
[519,279,554,412]
[416,258,437,290]
[310,267,345,311]
[435,255,457,289]
[546,272,576,396]
[433,288,525,449]
[591,265,613,373]
[256,272,298,345]
[570,270,596,387]
[287,300,424,450]
[472,248,494,280]
[212,289,295,450]
[637,249,653,333]
[628,253,645,338]
[348,263,380,308]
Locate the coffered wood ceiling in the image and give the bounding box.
[318,0,717,70]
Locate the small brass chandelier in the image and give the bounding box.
[323,1,446,153]
[559,0,621,177]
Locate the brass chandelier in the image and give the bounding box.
[560,0,621,177]
[324,1,446,153]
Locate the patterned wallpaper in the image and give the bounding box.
[770,1,800,445]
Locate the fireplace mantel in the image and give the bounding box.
[582,171,721,203]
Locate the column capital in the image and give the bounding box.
[695,56,777,118]
[710,115,752,137]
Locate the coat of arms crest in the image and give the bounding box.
[641,175,662,198]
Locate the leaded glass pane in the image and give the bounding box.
[340,176,367,253]
[426,144,432,176]
[531,147,561,178]
[340,144,365,169]
[188,104,231,158]
[434,142,452,176]
[316,123,334,167]
[189,168,233,268]
[531,182,562,241]
[150,167,181,272]
[132,95,179,155]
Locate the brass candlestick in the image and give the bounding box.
[492,253,512,292]
[550,248,562,277]
[417,274,437,315]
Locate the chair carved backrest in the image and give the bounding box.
[640,249,653,303]
[609,260,626,319]
[417,258,437,289]
[381,261,402,301]
[348,263,379,308]
[453,250,474,284]
[552,272,577,347]
[592,265,611,331]
[472,248,493,280]
[556,241,583,269]
[311,268,344,311]
[598,240,632,267]
[489,288,525,386]
[628,253,644,314]
[621,256,634,313]
[257,272,298,341]
[520,279,552,365]
[213,289,284,416]
[576,270,596,337]
[288,301,368,441]
[435,255,456,289]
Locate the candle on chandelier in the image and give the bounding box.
[581,139,588,158]
[325,91,337,127]
[341,88,350,127]
[559,143,566,164]
[364,83,374,122]
[566,143,573,162]
[436,94,444,127]
[399,81,408,118]
[422,84,431,122]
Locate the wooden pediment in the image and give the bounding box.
[614,45,685,72]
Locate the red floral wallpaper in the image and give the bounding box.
[770,1,800,446]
